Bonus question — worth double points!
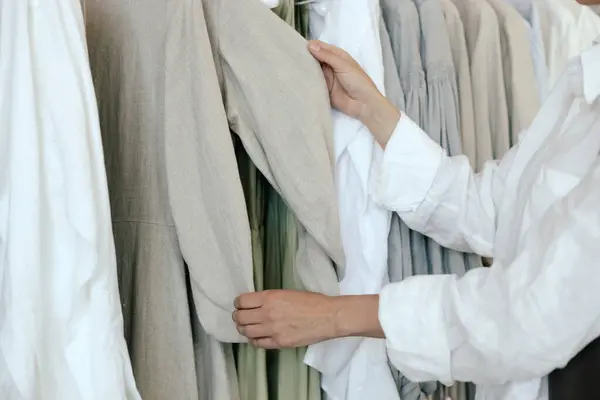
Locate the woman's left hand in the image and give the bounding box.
[233,290,338,349]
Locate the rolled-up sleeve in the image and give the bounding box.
[371,113,444,215]
[379,163,600,386]
[371,114,516,257]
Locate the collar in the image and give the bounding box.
[581,37,600,104]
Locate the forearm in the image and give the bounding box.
[330,295,385,339]
[360,94,400,148]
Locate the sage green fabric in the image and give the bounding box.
[234,138,269,400]
[264,191,321,400]
[234,3,322,400]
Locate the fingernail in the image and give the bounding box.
[309,42,320,52]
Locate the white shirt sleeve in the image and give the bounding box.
[371,114,516,257]
[375,116,600,386]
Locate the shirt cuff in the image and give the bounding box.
[379,275,455,385]
[370,114,444,213]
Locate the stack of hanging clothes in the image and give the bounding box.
[81,0,600,399]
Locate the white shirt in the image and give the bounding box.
[536,0,600,89]
[0,1,140,399]
[304,1,395,400]
[372,40,600,400]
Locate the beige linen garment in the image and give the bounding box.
[484,0,540,146]
[450,0,509,168]
[165,0,342,343]
[85,2,241,399]
[440,0,476,168]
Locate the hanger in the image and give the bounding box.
[295,0,323,5]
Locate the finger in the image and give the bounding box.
[310,40,352,60]
[234,292,264,310]
[308,41,349,71]
[232,308,265,325]
[321,64,335,93]
[251,337,279,350]
[239,324,272,339]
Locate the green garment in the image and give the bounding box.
[234,138,269,400]
[264,190,321,400]
[233,4,321,400]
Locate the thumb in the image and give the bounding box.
[321,64,335,94]
[308,40,348,72]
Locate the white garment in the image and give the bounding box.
[536,0,600,89]
[372,40,600,400]
[303,1,395,400]
[0,1,140,399]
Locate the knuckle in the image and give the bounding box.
[274,334,290,348]
[245,325,257,338]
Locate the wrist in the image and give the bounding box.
[360,94,401,148]
[330,295,384,339]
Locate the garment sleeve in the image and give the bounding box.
[378,162,600,385]
[371,114,516,257]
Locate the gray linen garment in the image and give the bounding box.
[415,1,483,399]
[380,2,437,399]
[484,0,540,146]
[86,0,342,398]
[380,16,406,112]
[380,0,425,289]
[379,3,428,397]
[449,0,509,169]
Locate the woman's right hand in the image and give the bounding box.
[308,40,400,147]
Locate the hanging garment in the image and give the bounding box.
[414,0,468,277]
[536,0,600,89]
[380,16,406,113]
[449,0,508,168]
[413,2,478,398]
[380,1,441,397]
[85,1,239,399]
[234,141,269,400]
[380,0,427,128]
[372,40,600,400]
[440,0,477,169]
[303,2,395,400]
[485,0,540,146]
[164,0,343,343]
[380,0,426,290]
[503,0,550,101]
[0,0,139,399]
[264,191,322,400]
[378,9,425,396]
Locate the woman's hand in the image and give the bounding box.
[233,290,384,349]
[308,40,400,147]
